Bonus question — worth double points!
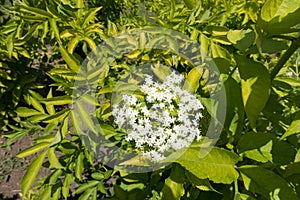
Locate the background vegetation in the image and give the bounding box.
[0,0,300,199]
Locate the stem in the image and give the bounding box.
[234,179,239,197]
[270,37,300,80]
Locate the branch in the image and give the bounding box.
[270,37,300,80]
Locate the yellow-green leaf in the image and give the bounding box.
[42,109,70,123]
[174,147,241,184]
[16,107,41,117]
[16,142,50,158]
[20,151,47,195]
[75,101,97,133]
[281,112,300,139]
[41,96,73,105]
[183,67,203,92]
[46,88,55,115]
[75,152,84,180]
[162,177,184,200]
[29,96,45,113]
[48,147,63,169]
[62,173,74,199]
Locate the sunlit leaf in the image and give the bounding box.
[162,177,184,200]
[48,147,63,169]
[20,151,47,195]
[174,147,241,184]
[281,112,300,139]
[16,107,41,117]
[16,142,50,158]
[183,67,203,92]
[259,0,300,35]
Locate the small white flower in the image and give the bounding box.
[112,71,204,161]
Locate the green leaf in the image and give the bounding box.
[162,177,185,200]
[151,64,172,82]
[235,55,271,128]
[39,185,51,200]
[186,171,217,192]
[46,88,56,115]
[16,107,41,117]
[200,34,209,61]
[75,152,84,180]
[20,151,47,195]
[170,164,185,183]
[183,67,203,92]
[120,155,151,166]
[224,77,245,141]
[42,109,70,123]
[99,124,118,139]
[78,188,96,200]
[59,45,80,72]
[29,96,45,113]
[174,147,241,184]
[75,101,97,133]
[83,36,97,51]
[281,112,300,139]
[67,35,81,54]
[259,0,300,35]
[41,96,73,105]
[48,147,63,169]
[75,180,100,194]
[260,38,288,53]
[275,77,300,87]
[285,162,300,177]
[295,149,300,162]
[62,173,74,199]
[49,169,63,184]
[91,172,105,180]
[18,23,39,43]
[18,4,53,18]
[16,142,50,158]
[7,33,14,59]
[238,132,296,165]
[35,134,55,143]
[227,29,255,51]
[239,193,256,200]
[211,43,232,61]
[60,116,69,140]
[81,7,102,27]
[183,0,196,9]
[70,110,83,134]
[239,165,299,200]
[204,26,229,36]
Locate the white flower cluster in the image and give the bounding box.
[112,71,204,161]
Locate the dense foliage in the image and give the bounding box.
[0,0,300,199]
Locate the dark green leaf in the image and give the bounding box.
[238,132,296,165]
[239,165,298,200]
[235,54,271,128]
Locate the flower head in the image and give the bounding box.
[112,71,204,161]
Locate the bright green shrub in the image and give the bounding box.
[1,0,300,199]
